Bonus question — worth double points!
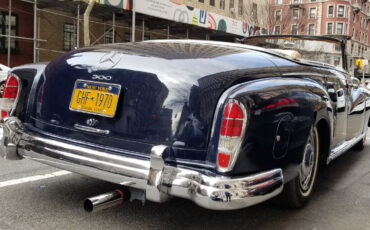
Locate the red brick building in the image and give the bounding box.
[269,0,370,75]
[0,0,34,67]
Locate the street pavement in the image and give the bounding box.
[1,135,370,230]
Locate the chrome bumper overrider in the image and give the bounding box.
[0,117,284,210]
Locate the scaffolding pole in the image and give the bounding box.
[77,4,80,48]
[33,0,37,62]
[167,24,170,39]
[7,0,12,66]
[142,17,145,41]
[131,10,135,42]
[112,12,115,43]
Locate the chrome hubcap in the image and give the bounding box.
[299,139,315,192]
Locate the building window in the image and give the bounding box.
[63,23,77,51]
[337,5,344,17]
[292,8,299,20]
[220,0,225,10]
[301,25,304,34]
[352,28,355,37]
[292,0,300,3]
[337,22,343,34]
[291,24,298,35]
[335,44,341,52]
[104,29,115,44]
[324,56,331,64]
[310,8,316,18]
[328,5,334,17]
[308,24,315,35]
[276,0,282,4]
[311,0,316,2]
[238,0,243,16]
[275,10,281,21]
[275,26,281,34]
[0,12,18,54]
[210,0,215,6]
[124,32,131,42]
[199,0,204,3]
[229,0,234,8]
[252,3,258,22]
[334,57,340,66]
[327,22,333,34]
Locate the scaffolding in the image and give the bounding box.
[2,0,241,67]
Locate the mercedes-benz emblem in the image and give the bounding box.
[99,51,122,69]
[86,118,99,127]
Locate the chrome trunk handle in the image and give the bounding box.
[74,124,110,135]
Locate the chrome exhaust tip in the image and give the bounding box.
[84,188,131,213]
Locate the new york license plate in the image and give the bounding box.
[69,80,121,117]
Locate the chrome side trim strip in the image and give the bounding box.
[327,133,366,164]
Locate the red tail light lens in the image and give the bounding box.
[2,75,19,99]
[217,100,247,172]
[218,153,231,168]
[1,110,8,118]
[1,74,20,119]
[221,102,244,137]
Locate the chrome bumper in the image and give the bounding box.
[0,117,284,210]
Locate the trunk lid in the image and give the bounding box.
[28,41,278,159]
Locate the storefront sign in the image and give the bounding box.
[133,0,267,37]
[96,0,267,37]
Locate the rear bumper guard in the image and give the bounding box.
[0,117,284,210]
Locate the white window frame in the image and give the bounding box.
[276,0,282,4]
[274,25,281,34]
[308,23,315,35]
[292,8,299,20]
[336,22,344,35]
[309,7,316,19]
[327,5,334,18]
[275,9,282,21]
[337,5,345,18]
[334,56,341,67]
[291,24,298,35]
[327,22,333,34]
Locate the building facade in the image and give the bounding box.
[0,0,33,67]
[1,0,269,66]
[269,0,370,75]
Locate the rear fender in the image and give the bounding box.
[207,77,332,179]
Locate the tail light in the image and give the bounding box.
[217,100,247,172]
[1,74,21,119]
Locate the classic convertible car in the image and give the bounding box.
[1,36,369,212]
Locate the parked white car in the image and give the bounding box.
[0,64,10,97]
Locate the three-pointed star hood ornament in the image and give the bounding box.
[99,51,122,69]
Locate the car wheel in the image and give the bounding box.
[276,126,319,208]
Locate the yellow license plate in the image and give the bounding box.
[69,80,121,117]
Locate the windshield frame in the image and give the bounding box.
[243,35,350,71]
